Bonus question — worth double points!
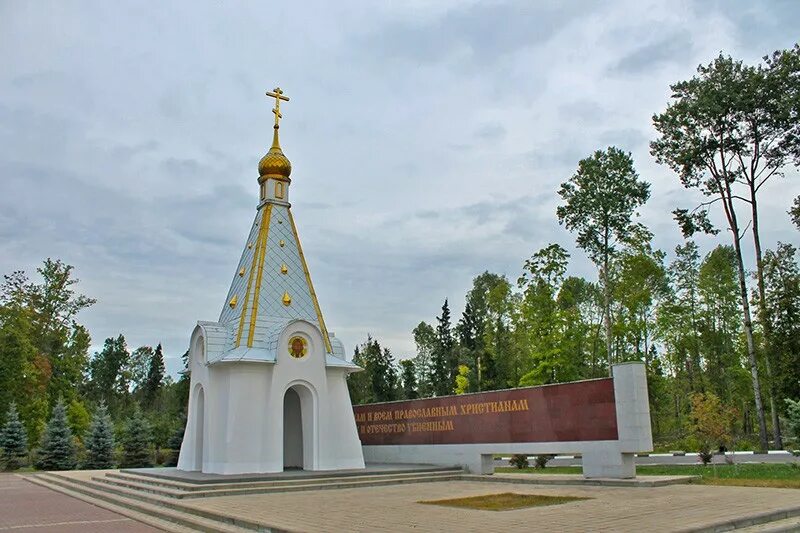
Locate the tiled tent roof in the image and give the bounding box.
[200,202,358,370]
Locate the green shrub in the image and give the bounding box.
[162,449,179,467]
[732,437,758,451]
[688,392,736,455]
[698,450,714,465]
[509,454,529,469]
[154,448,171,466]
[534,455,552,469]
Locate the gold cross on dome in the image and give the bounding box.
[266,87,290,127]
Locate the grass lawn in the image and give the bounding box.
[495,463,800,489]
[7,466,37,473]
[419,492,590,511]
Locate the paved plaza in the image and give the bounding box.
[0,474,158,532]
[173,477,799,532]
[9,470,800,532]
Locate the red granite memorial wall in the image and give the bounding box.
[353,378,618,445]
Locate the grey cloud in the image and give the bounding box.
[447,143,472,152]
[558,100,606,123]
[415,210,440,220]
[160,157,206,177]
[350,1,600,69]
[526,143,590,171]
[109,140,160,161]
[703,0,800,51]
[598,128,648,151]
[475,122,506,141]
[609,33,694,75]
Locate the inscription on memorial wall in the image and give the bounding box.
[353,378,619,445]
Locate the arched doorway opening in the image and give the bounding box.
[283,388,303,469]
[283,384,315,470]
[193,386,205,471]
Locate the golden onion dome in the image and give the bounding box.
[258,127,292,179]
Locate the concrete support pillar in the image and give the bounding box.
[612,362,653,455]
[454,453,495,474]
[581,362,652,479]
[477,454,494,475]
[582,450,636,478]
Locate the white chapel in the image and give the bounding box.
[177,88,365,475]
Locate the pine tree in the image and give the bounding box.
[164,419,185,467]
[83,402,115,469]
[142,343,165,408]
[457,301,486,391]
[36,399,77,471]
[400,359,418,400]
[175,349,191,416]
[432,299,455,396]
[412,322,436,398]
[366,338,399,402]
[346,345,372,405]
[0,403,28,470]
[121,408,153,468]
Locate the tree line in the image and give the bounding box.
[347,45,800,453]
[0,259,189,470]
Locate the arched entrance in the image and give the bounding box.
[193,386,205,471]
[283,384,315,470]
[283,388,303,468]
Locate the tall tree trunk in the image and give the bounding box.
[603,279,612,376]
[690,290,702,392]
[603,244,613,377]
[749,184,783,448]
[726,195,770,451]
[713,137,769,451]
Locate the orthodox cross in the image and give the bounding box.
[266,87,290,127]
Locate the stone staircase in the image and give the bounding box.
[25,466,464,532]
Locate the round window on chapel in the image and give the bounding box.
[288,336,308,359]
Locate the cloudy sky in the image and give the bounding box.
[1,1,799,376]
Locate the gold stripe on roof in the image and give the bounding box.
[288,210,332,354]
[235,213,265,347]
[247,204,273,347]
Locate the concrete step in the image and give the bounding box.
[24,474,196,533]
[113,466,463,489]
[698,507,800,533]
[736,517,800,532]
[27,473,269,532]
[95,470,464,499]
[104,468,463,495]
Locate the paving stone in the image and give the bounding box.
[0,473,159,532]
[12,470,800,532]
[176,479,800,533]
